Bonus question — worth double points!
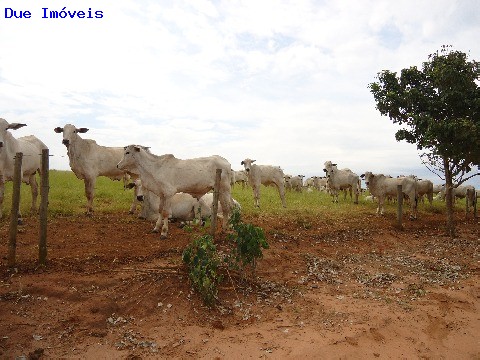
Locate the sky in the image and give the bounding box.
[1,0,479,187]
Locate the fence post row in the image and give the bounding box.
[7,152,23,267]
[210,169,222,238]
[39,149,50,265]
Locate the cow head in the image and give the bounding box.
[241,158,256,172]
[0,118,27,149]
[54,124,89,147]
[126,178,144,201]
[361,172,373,187]
[117,144,143,172]
[323,161,337,178]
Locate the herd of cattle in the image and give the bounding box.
[0,119,477,239]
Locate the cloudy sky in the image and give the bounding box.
[1,0,479,186]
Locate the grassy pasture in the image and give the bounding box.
[0,170,466,221]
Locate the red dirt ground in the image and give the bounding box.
[0,209,479,359]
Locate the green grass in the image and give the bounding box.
[1,170,133,218]
[0,170,471,220]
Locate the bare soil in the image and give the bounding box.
[0,209,479,359]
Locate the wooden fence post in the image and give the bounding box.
[210,169,222,238]
[465,191,470,219]
[8,152,23,267]
[474,192,478,220]
[396,184,403,229]
[39,149,49,266]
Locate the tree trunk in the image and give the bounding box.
[444,157,455,238]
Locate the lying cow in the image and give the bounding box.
[323,161,360,204]
[117,145,233,239]
[54,124,130,215]
[198,192,241,219]
[361,171,418,219]
[241,158,286,208]
[0,119,48,221]
[127,180,239,222]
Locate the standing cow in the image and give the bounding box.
[361,171,418,219]
[241,158,287,208]
[323,161,360,204]
[117,145,233,239]
[0,119,48,221]
[54,124,129,215]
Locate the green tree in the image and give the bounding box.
[369,45,480,236]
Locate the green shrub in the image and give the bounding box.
[182,234,222,306]
[227,208,269,273]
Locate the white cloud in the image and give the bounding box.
[1,0,479,187]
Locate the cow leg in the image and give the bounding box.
[159,197,171,239]
[159,208,170,239]
[278,182,287,208]
[253,184,260,207]
[152,196,170,239]
[0,176,4,218]
[129,196,137,214]
[129,190,141,214]
[28,174,39,214]
[333,190,339,203]
[410,197,418,220]
[152,196,165,233]
[377,196,385,215]
[84,177,95,215]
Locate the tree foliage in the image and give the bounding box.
[369,46,480,236]
[369,45,480,183]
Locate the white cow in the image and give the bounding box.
[129,182,198,222]
[232,169,249,189]
[323,161,360,204]
[128,180,240,222]
[314,176,328,191]
[117,145,233,239]
[410,177,433,205]
[54,124,129,215]
[198,192,241,219]
[361,171,418,219]
[0,119,48,220]
[284,174,304,192]
[304,177,315,188]
[439,184,476,204]
[241,158,287,208]
[432,184,443,194]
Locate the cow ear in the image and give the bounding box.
[332,163,337,167]
[54,127,64,133]
[241,161,244,165]
[8,123,26,130]
[77,128,89,133]
[252,159,256,163]
[360,174,365,178]
[126,183,136,189]
[323,168,327,173]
